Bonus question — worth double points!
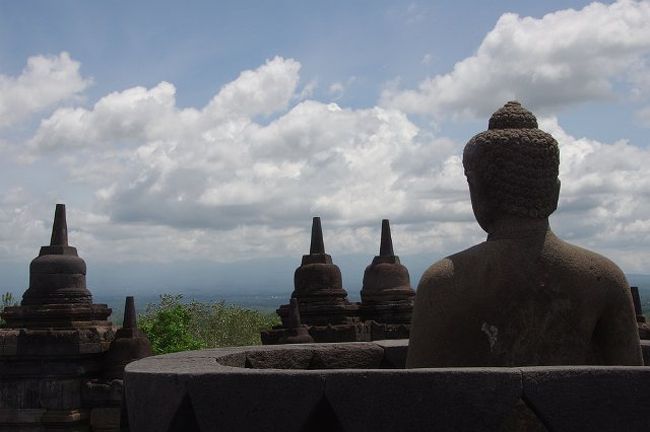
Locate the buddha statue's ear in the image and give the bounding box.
[466,170,495,233]
[549,179,561,214]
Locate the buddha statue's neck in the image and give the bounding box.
[486,217,550,241]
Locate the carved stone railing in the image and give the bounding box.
[125,340,650,432]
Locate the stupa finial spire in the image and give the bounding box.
[123,296,137,329]
[379,219,394,257]
[310,217,325,254]
[50,204,68,246]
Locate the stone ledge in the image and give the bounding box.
[125,341,650,432]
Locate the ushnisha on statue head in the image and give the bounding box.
[462,101,560,234]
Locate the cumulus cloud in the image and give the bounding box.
[382,0,650,118]
[0,52,91,129]
[6,29,650,274]
[21,56,478,262]
[541,117,650,271]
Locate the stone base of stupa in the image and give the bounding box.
[0,303,115,432]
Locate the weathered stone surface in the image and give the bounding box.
[125,343,650,432]
[265,217,359,343]
[360,220,415,325]
[325,369,521,432]
[522,366,650,432]
[278,298,314,344]
[285,218,358,327]
[103,296,152,379]
[408,101,643,368]
[21,204,92,306]
[89,407,120,432]
[188,371,324,432]
[498,399,549,432]
[124,365,190,432]
[308,344,384,369]
[245,347,314,369]
[0,204,117,432]
[375,339,408,369]
[82,379,123,407]
[641,340,650,365]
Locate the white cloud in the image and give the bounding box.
[20,56,477,262]
[0,52,91,129]
[6,50,650,273]
[539,116,650,271]
[382,0,650,118]
[328,82,345,98]
[204,56,301,118]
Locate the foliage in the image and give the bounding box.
[139,294,280,355]
[0,292,18,327]
[139,294,206,354]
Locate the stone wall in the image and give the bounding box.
[125,340,650,432]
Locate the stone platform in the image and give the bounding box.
[125,340,650,432]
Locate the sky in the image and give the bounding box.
[1,0,649,299]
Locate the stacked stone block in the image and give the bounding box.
[0,205,151,432]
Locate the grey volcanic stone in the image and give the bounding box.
[124,361,192,432]
[360,219,415,325]
[522,366,650,432]
[325,368,521,432]
[125,341,650,432]
[188,370,325,432]
[245,347,314,369]
[375,339,408,368]
[641,340,650,365]
[103,296,152,379]
[408,101,642,368]
[308,343,383,369]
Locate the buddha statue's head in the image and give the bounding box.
[462,101,561,233]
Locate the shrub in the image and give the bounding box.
[139,294,206,354]
[0,292,18,327]
[139,294,280,355]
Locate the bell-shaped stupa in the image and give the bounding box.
[360,219,415,329]
[0,204,114,431]
[292,217,349,312]
[262,217,359,344]
[104,296,153,379]
[22,204,93,305]
[278,298,314,344]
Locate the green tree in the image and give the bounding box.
[139,294,206,355]
[139,294,279,355]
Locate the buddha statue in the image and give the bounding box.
[407,101,643,367]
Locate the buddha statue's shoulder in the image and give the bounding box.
[545,234,629,288]
[417,242,489,292]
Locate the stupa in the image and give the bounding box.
[104,296,153,379]
[262,217,359,343]
[0,204,150,431]
[359,219,415,339]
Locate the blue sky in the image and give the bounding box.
[1,1,649,298]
